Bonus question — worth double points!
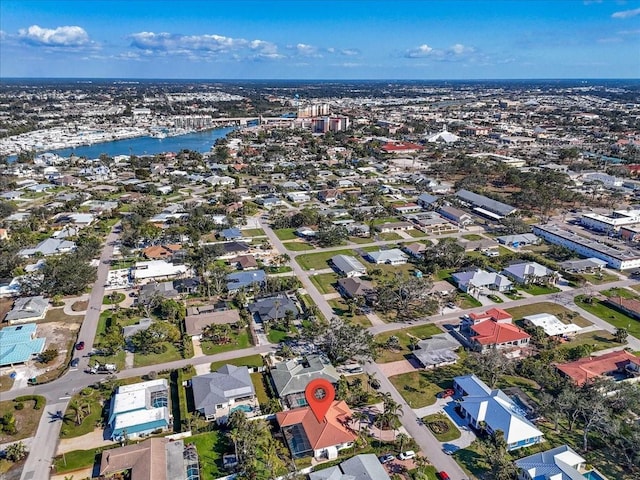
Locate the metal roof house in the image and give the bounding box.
[309,453,391,480]
[412,332,461,369]
[191,364,256,421]
[4,296,49,324]
[226,269,266,293]
[515,445,608,480]
[248,295,298,323]
[331,254,367,277]
[108,379,171,441]
[0,323,45,367]
[19,238,76,257]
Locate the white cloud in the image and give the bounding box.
[340,48,360,56]
[406,44,434,58]
[129,32,246,52]
[18,25,89,47]
[612,8,640,19]
[295,43,320,56]
[450,43,473,55]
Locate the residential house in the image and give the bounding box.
[468,319,530,354]
[276,400,356,459]
[406,212,459,234]
[417,192,439,209]
[271,355,340,408]
[248,295,298,323]
[331,254,367,277]
[191,364,256,421]
[220,228,243,241]
[133,261,188,281]
[288,191,312,203]
[138,281,179,303]
[515,445,608,480]
[336,277,374,300]
[99,438,198,480]
[453,374,544,451]
[559,257,608,273]
[437,205,473,226]
[523,313,581,337]
[463,308,513,326]
[365,249,408,265]
[231,254,258,270]
[452,268,513,293]
[222,241,251,255]
[375,221,414,233]
[604,296,640,320]
[496,233,539,248]
[4,296,49,324]
[108,379,171,440]
[0,323,45,367]
[142,244,182,260]
[296,226,317,239]
[412,332,460,369]
[402,242,427,258]
[173,277,200,294]
[122,318,153,339]
[393,203,422,215]
[555,349,640,385]
[185,306,241,338]
[502,262,557,285]
[309,454,391,480]
[318,189,341,204]
[226,269,266,293]
[19,237,76,257]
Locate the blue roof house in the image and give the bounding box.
[226,270,266,293]
[220,228,243,241]
[0,324,45,367]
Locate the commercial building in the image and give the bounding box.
[580,209,640,233]
[533,224,640,270]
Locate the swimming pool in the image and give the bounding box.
[231,404,252,413]
[583,470,607,480]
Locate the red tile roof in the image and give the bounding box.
[380,142,424,153]
[469,308,513,323]
[471,320,530,346]
[276,400,356,450]
[556,350,640,386]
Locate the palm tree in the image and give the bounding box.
[351,410,368,432]
[396,432,409,453]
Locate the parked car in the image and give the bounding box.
[437,389,455,398]
[437,471,451,480]
[75,341,85,351]
[398,450,416,460]
[442,445,460,455]
[378,454,395,464]
[70,358,80,367]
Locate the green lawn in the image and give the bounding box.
[458,293,482,308]
[579,271,621,285]
[506,302,592,327]
[377,232,403,241]
[296,249,357,270]
[372,216,402,225]
[576,295,640,339]
[60,398,103,439]
[267,326,296,343]
[102,292,125,305]
[90,350,126,371]
[422,412,462,442]
[53,448,102,474]
[188,431,228,479]
[200,329,251,355]
[251,372,271,404]
[462,234,483,240]
[242,228,266,237]
[283,241,315,251]
[601,287,639,299]
[519,284,562,295]
[486,294,504,303]
[375,324,443,363]
[349,236,375,244]
[559,330,618,353]
[407,229,428,238]
[210,354,265,372]
[133,342,182,368]
[310,272,339,294]
[0,397,45,443]
[327,299,371,327]
[274,228,297,240]
[389,371,440,408]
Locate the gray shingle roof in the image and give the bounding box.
[191,365,255,417]
[271,355,340,397]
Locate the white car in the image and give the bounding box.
[398,450,416,460]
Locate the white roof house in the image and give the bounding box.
[331,255,367,277]
[453,375,543,451]
[133,260,188,280]
[502,262,556,284]
[523,313,582,337]
[452,268,512,293]
[366,249,408,265]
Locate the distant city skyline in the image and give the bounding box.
[1,0,639,80]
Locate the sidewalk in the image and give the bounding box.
[56,428,115,455]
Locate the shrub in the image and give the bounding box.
[14,402,24,411]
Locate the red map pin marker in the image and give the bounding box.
[305,378,335,423]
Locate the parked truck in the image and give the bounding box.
[87,363,118,374]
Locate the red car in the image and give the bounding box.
[437,472,450,480]
[75,341,85,351]
[438,389,455,398]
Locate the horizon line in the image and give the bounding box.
[1,77,639,82]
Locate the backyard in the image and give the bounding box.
[188,431,229,479]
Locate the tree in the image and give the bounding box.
[5,441,27,462]
[376,275,437,320]
[614,327,628,344]
[463,349,513,388]
[39,348,58,364]
[302,316,377,364]
[130,321,180,354]
[316,225,348,247]
[423,237,466,272]
[23,253,97,296]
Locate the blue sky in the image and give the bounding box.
[1,0,639,79]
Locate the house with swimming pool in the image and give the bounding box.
[108,379,171,441]
[515,444,609,480]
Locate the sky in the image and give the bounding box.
[1,0,639,80]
